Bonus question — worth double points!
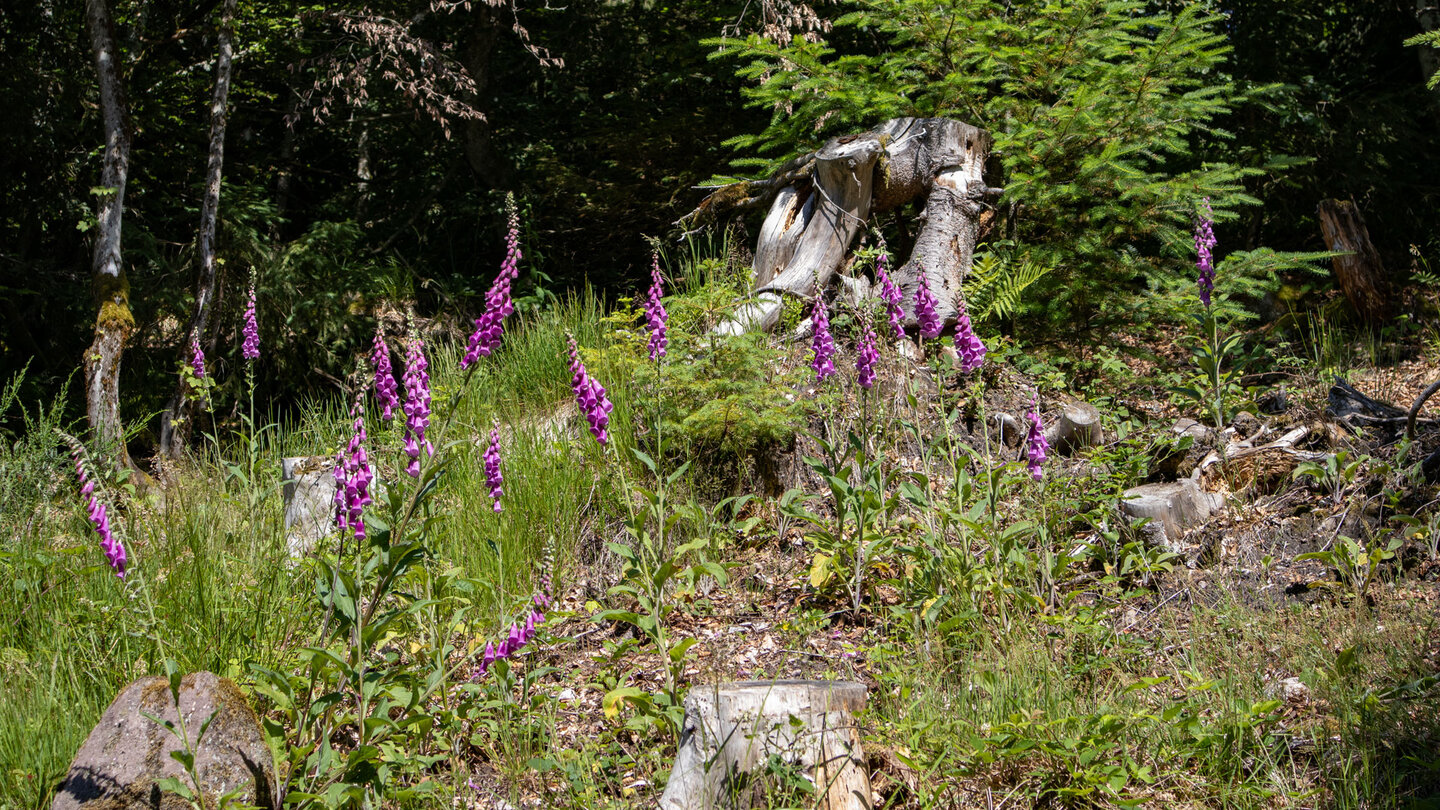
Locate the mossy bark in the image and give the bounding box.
[83,0,138,474]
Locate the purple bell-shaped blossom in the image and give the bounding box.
[1194,198,1217,308]
[189,331,207,379]
[567,333,614,445]
[955,298,987,374]
[402,331,433,477]
[241,286,260,361]
[1025,393,1050,482]
[810,296,836,383]
[333,395,373,540]
[484,423,503,513]
[371,327,399,421]
[856,316,879,390]
[876,249,904,339]
[914,271,941,340]
[645,253,668,361]
[463,199,523,368]
[65,438,126,579]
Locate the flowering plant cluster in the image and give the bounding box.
[1025,393,1049,481]
[333,396,374,540]
[567,333,614,445]
[63,435,126,579]
[241,286,260,362]
[483,423,503,513]
[402,330,433,477]
[463,197,522,368]
[371,327,400,421]
[645,254,668,361]
[810,296,836,382]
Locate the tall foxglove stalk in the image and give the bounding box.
[876,249,903,339]
[914,271,941,340]
[856,315,879,390]
[333,395,373,540]
[463,196,522,368]
[810,296,836,382]
[241,285,260,361]
[1025,393,1049,482]
[402,328,433,477]
[645,253,668,361]
[567,333,613,445]
[64,436,127,579]
[1195,198,1217,308]
[954,298,987,374]
[189,330,207,379]
[371,326,399,421]
[484,422,503,513]
[371,327,400,421]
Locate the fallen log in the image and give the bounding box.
[659,680,871,810]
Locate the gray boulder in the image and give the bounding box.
[52,672,277,810]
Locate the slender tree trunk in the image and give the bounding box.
[160,0,238,459]
[1317,199,1390,325]
[83,0,138,472]
[461,6,509,186]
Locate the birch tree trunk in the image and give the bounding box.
[696,118,993,336]
[160,0,238,460]
[83,0,138,472]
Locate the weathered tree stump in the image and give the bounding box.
[1043,401,1104,455]
[660,680,871,810]
[690,118,993,336]
[281,455,384,557]
[1120,479,1223,552]
[1317,199,1391,324]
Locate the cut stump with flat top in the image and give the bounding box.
[660,680,871,810]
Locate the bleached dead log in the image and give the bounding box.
[702,118,993,336]
[1043,401,1103,455]
[659,680,871,810]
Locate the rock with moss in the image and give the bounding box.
[51,672,277,810]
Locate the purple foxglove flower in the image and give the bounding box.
[69,443,125,579]
[810,296,836,383]
[915,271,941,339]
[334,396,373,540]
[856,317,879,390]
[645,254,668,361]
[506,622,523,653]
[241,286,260,361]
[479,641,497,676]
[1194,198,1217,308]
[371,327,399,421]
[463,200,523,368]
[189,331,206,379]
[1025,393,1050,482]
[955,298,987,374]
[402,331,433,477]
[567,333,613,445]
[484,424,503,513]
[522,612,536,643]
[876,249,903,339]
